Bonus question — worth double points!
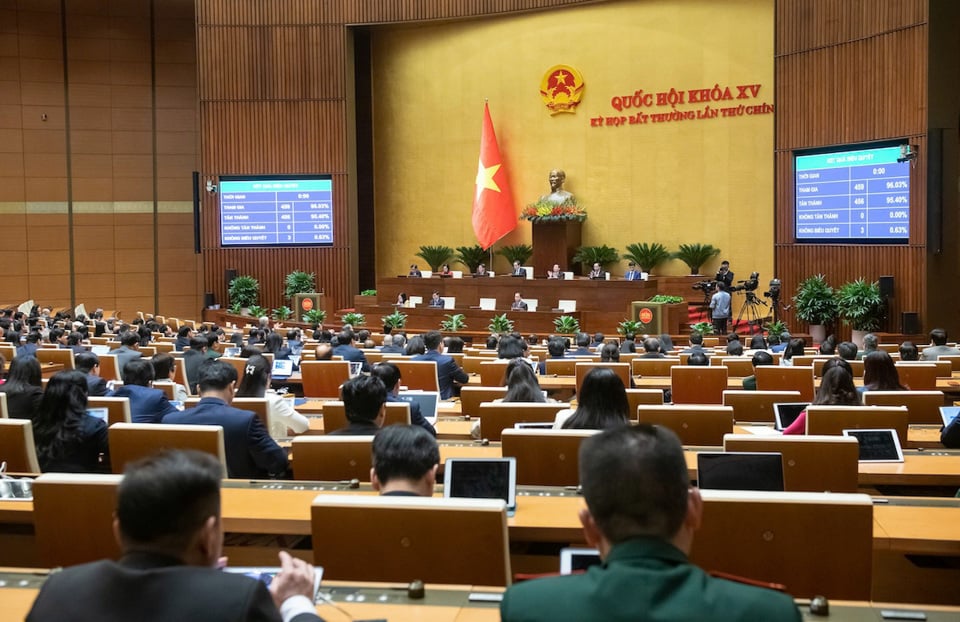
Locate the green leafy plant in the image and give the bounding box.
[624,242,673,274]
[272,306,293,321]
[341,312,366,327]
[496,244,534,267]
[618,319,643,336]
[283,271,316,299]
[690,321,715,335]
[228,275,260,308]
[303,309,327,325]
[455,245,487,273]
[360,289,377,297]
[440,313,468,332]
[674,243,721,275]
[381,309,408,330]
[792,274,839,326]
[764,319,787,338]
[415,245,455,271]
[836,278,884,332]
[648,295,683,304]
[572,244,620,270]
[553,315,580,334]
[246,305,266,319]
[487,313,514,334]
[228,302,243,316]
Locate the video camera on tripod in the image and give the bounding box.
[763,278,781,302]
[692,280,717,294]
[729,272,761,294]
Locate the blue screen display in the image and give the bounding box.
[219,176,333,247]
[795,146,909,242]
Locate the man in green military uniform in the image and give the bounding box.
[500,424,802,622]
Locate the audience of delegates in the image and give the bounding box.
[619,333,637,353]
[742,351,774,390]
[783,359,860,435]
[150,352,189,402]
[779,338,805,366]
[921,328,960,361]
[412,331,469,399]
[33,370,110,473]
[110,359,178,424]
[333,330,370,372]
[371,362,437,437]
[381,333,406,354]
[555,367,629,430]
[899,341,919,361]
[371,425,440,497]
[235,354,309,439]
[503,359,546,403]
[590,332,605,350]
[174,325,193,351]
[328,375,387,436]
[500,425,801,621]
[861,350,908,392]
[1,356,44,419]
[769,331,789,353]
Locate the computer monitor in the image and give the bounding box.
[696,452,785,492]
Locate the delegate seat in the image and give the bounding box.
[292,436,374,481]
[107,423,226,474]
[626,388,664,416]
[722,390,802,423]
[476,402,570,441]
[392,360,440,393]
[812,358,863,378]
[670,366,728,405]
[501,428,596,486]
[894,363,939,389]
[97,353,122,382]
[862,390,944,424]
[479,360,510,386]
[755,366,815,401]
[575,362,631,394]
[0,418,41,472]
[719,357,754,377]
[32,473,122,567]
[632,357,681,377]
[722,434,860,493]
[459,386,507,418]
[544,358,581,376]
[636,405,734,446]
[300,361,352,399]
[804,405,909,445]
[87,396,132,426]
[36,348,75,370]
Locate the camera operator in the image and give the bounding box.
[715,260,734,289]
[709,283,731,335]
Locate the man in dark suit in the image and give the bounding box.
[380,333,406,354]
[110,359,178,424]
[716,259,734,288]
[427,291,445,308]
[569,332,593,357]
[371,425,439,497]
[332,330,370,372]
[623,261,644,281]
[109,331,142,381]
[639,337,666,359]
[182,335,209,393]
[26,449,320,622]
[371,362,437,437]
[16,331,40,358]
[538,337,568,375]
[163,359,289,479]
[681,332,709,356]
[412,330,469,399]
[511,260,526,277]
[500,425,801,622]
[174,325,193,351]
[510,292,529,311]
[327,375,386,436]
[76,351,108,397]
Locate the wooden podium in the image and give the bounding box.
[292,293,325,322]
[531,220,582,276]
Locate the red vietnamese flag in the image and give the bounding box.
[472,103,516,250]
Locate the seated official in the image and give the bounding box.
[427,291,444,308]
[328,375,387,436]
[371,425,439,497]
[502,359,547,403]
[332,330,371,372]
[856,333,879,360]
[380,333,406,354]
[174,325,193,351]
[546,263,564,279]
[438,263,452,276]
[27,450,320,622]
[110,359,179,424]
[511,292,529,311]
[76,352,108,400]
[741,351,773,390]
[500,425,801,621]
[623,261,644,281]
[412,330,469,399]
[408,264,422,277]
[475,263,488,277]
[554,367,629,429]
[182,336,209,393]
[538,338,568,374]
[687,352,709,366]
[511,260,526,277]
[151,352,189,402]
[162,359,289,479]
[33,371,110,473]
[371,362,437,437]
[569,332,593,357]
[0,355,44,419]
[236,354,310,439]
[899,340,919,361]
[639,338,665,359]
[588,262,604,280]
[861,350,907,393]
[921,327,960,361]
[109,331,143,381]
[681,333,709,356]
[783,360,860,435]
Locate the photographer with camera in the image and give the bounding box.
[709,283,731,335]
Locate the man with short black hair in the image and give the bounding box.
[111,359,178,423]
[838,341,858,361]
[639,338,665,359]
[286,329,304,356]
[570,332,593,357]
[371,425,440,497]
[333,330,370,372]
[899,341,919,361]
[27,450,320,622]
[500,425,800,621]
[742,351,774,390]
[725,341,744,356]
[174,325,193,351]
[328,375,387,435]
[681,332,708,356]
[412,330,468,399]
[921,328,960,361]
[17,331,40,359]
[511,292,529,311]
[539,337,568,374]
[182,335,209,393]
[108,331,142,381]
[76,351,108,397]
[371,362,437,437]
[163,360,289,479]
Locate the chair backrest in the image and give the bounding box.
[805,405,909,445]
[300,361,351,398]
[692,490,873,600]
[185,397,270,431]
[97,353,122,382]
[219,357,248,381]
[479,360,510,386]
[723,434,860,492]
[33,473,122,567]
[0,418,41,472]
[0,343,15,362]
[632,357,681,377]
[894,363,938,389]
[0,392,7,418]
[154,342,175,353]
[173,359,193,396]
[36,348,75,370]
[544,358,580,376]
[460,356,487,374]
[636,405,734,446]
[311,494,511,586]
[320,401,410,434]
[88,396,132,426]
[575,363,631,394]
[670,366,728,405]
[477,402,570,441]
[153,381,177,400]
[862,390,944,424]
[292,436,374,481]
[393,360,440,393]
[107,423,226,474]
[722,390,803,423]
[719,357,754,377]
[937,354,960,372]
[459,386,508,418]
[812,358,863,378]
[626,388,664,416]
[755,366,815,401]
[501,429,596,486]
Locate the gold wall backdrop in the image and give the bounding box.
[372,0,774,284]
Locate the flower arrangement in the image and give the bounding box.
[520,198,586,223]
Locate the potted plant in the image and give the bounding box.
[341,311,366,327]
[415,245,454,272]
[228,302,243,316]
[440,313,467,332]
[272,306,293,322]
[836,278,884,346]
[381,309,408,331]
[617,319,643,337]
[228,275,260,312]
[283,271,316,300]
[674,243,721,275]
[792,274,839,344]
[455,244,487,273]
[488,313,514,335]
[496,244,534,270]
[360,289,377,296]
[690,321,715,335]
[571,244,619,273]
[648,295,683,304]
[553,315,580,335]
[246,305,266,320]
[763,319,787,340]
[623,242,672,274]
[303,309,327,326]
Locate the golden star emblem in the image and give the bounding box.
[475,158,501,200]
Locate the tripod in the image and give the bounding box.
[735,292,770,334]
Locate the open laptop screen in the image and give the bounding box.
[443,458,516,511]
[773,403,809,431]
[697,452,785,492]
[842,429,904,462]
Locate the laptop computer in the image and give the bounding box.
[559,548,601,575]
[398,390,440,426]
[939,406,960,428]
[223,346,241,357]
[513,422,554,430]
[773,403,809,431]
[443,457,517,515]
[842,429,904,463]
[696,452,785,491]
[271,359,294,378]
[85,408,109,423]
[91,345,110,356]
